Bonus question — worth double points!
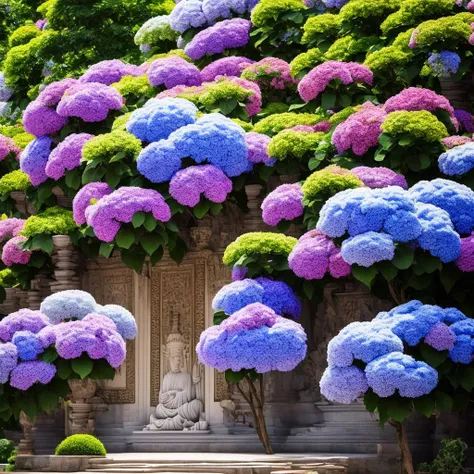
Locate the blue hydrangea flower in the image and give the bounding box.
[327,321,404,367]
[365,352,438,398]
[320,366,368,404]
[439,142,474,176]
[449,319,474,363]
[255,277,302,319]
[442,307,467,325]
[12,330,44,361]
[0,342,18,383]
[169,0,208,33]
[40,290,97,324]
[415,203,461,263]
[127,98,198,143]
[340,232,395,267]
[20,136,53,187]
[212,279,265,315]
[95,304,138,340]
[427,51,461,78]
[137,140,182,183]
[409,179,474,235]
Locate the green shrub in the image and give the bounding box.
[0,171,31,195]
[55,434,106,456]
[0,439,15,463]
[21,206,78,238]
[418,438,467,474]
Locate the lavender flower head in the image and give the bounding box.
[40,290,97,324]
[232,265,248,281]
[352,166,408,189]
[169,164,232,207]
[341,232,395,267]
[79,60,141,86]
[298,61,373,103]
[425,322,456,351]
[0,309,50,342]
[2,236,31,266]
[245,132,275,166]
[85,187,171,242]
[0,218,25,242]
[169,0,208,33]
[202,0,249,23]
[288,230,351,280]
[439,142,474,176]
[0,343,18,383]
[35,19,47,30]
[147,56,202,89]
[261,184,304,226]
[20,136,53,186]
[10,360,56,390]
[320,366,368,404]
[0,135,20,161]
[45,133,94,180]
[0,72,13,102]
[322,0,349,8]
[73,182,113,225]
[428,51,461,77]
[201,57,255,82]
[12,330,44,361]
[454,109,474,133]
[184,19,251,60]
[241,58,297,90]
[95,304,137,340]
[126,98,198,143]
[197,303,307,373]
[57,82,124,122]
[456,232,474,272]
[22,101,68,137]
[36,78,78,107]
[332,103,386,156]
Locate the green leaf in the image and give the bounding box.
[398,133,412,147]
[392,246,414,270]
[99,242,114,258]
[121,248,146,274]
[364,390,379,413]
[169,236,187,264]
[209,202,223,216]
[434,390,453,413]
[193,201,210,219]
[219,98,238,115]
[374,148,386,162]
[132,212,146,228]
[71,357,94,379]
[37,389,60,412]
[31,234,54,254]
[440,266,460,294]
[321,91,336,111]
[414,396,435,418]
[213,310,228,326]
[352,265,377,288]
[225,369,246,383]
[303,280,314,300]
[143,213,158,232]
[378,133,393,150]
[21,395,38,420]
[388,398,412,423]
[115,228,135,249]
[106,168,121,189]
[150,246,164,266]
[82,166,106,185]
[378,261,398,281]
[165,221,179,233]
[110,151,126,163]
[39,347,58,364]
[140,234,162,256]
[56,359,72,380]
[65,170,81,190]
[28,252,46,268]
[420,343,448,368]
[38,186,52,203]
[89,360,116,380]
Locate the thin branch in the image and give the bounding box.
[259,373,265,407]
[387,280,401,306]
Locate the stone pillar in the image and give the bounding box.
[10,192,35,216]
[16,288,29,310]
[243,184,266,232]
[18,412,35,455]
[50,235,80,293]
[52,186,72,208]
[68,379,97,435]
[0,288,18,315]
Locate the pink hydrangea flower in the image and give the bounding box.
[1,236,31,266]
[442,136,473,149]
[352,166,408,189]
[261,184,304,226]
[201,57,255,82]
[242,58,297,90]
[0,135,20,161]
[0,218,25,241]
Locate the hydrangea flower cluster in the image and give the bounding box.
[427,51,461,77]
[12,331,44,361]
[0,309,51,342]
[201,57,255,82]
[288,230,351,280]
[241,58,297,90]
[127,98,198,143]
[0,135,20,161]
[137,114,248,183]
[245,133,274,166]
[184,19,251,60]
[22,100,68,137]
[438,142,474,176]
[85,187,171,242]
[197,303,307,373]
[0,218,25,241]
[20,136,53,186]
[1,236,31,267]
[10,361,56,390]
[72,182,113,225]
[79,60,141,86]
[134,16,179,49]
[40,290,97,324]
[36,79,78,107]
[298,61,373,103]
[0,72,13,102]
[95,304,138,340]
[456,232,474,271]
[169,165,232,207]
[0,343,18,384]
[45,133,94,180]
[442,136,473,149]
[351,166,408,189]
[147,56,202,89]
[261,184,304,226]
[332,103,387,156]
[212,278,301,319]
[454,109,474,133]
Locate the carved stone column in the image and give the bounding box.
[52,186,72,208]
[190,225,213,251]
[68,379,97,435]
[243,184,265,232]
[10,192,35,216]
[18,412,35,455]
[50,235,80,293]
[16,288,29,310]
[0,288,17,315]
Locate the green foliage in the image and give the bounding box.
[0,170,31,194]
[0,125,34,151]
[339,0,403,31]
[290,48,323,78]
[302,13,341,46]
[21,206,78,238]
[83,131,142,163]
[268,130,325,160]
[148,49,191,62]
[324,35,380,62]
[111,113,132,132]
[134,15,179,47]
[251,0,307,28]
[253,113,324,136]
[0,439,14,464]
[328,106,358,126]
[111,75,155,104]
[419,438,468,474]
[55,434,106,456]
[232,118,253,132]
[8,25,41,48]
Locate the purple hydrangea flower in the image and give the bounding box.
[36,78,78,107]
[320,366,368,404]
[0,343,18,383]
[200,57,255,82]
[242,58,297,90]
[10,361,56,390]
[12,330,44,361]
[261,184,304,226]
[212,279,264,315]
[1,236,31,266]
[456,232,474,272]
[169,164,232,206]
[72,182,113,225]
[57,82,124,122]
[442,136,473,149]
[232,265,248,281]
[0,218,25,242]
[365,352,438,398]
[85,187,171,242]
[127,98,198,143]
[45,133,94,180]
[0,135,20,161]
[184,19,251,60]
[332,104,387,156]
[427,51,461,77]
[0,309,50,342]
[288,230,351,280]
[298,61,373,103]
[35,19,47,30]
[197,303,307,373]
[22,101,68,137]
[352,166,408,189]
[147,56,202,89]
[20,136,53,186]
[169,0,208,33]
[341,232,395,267]
[245,132,275,166]
[322,0,349,8]
[40,290,97,324]
[95,304,137,340]
[439,142,474,176]
[454,109,474,133]
[79,60,142,86]
[425,322,456,351]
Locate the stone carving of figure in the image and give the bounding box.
[145,312,208,431]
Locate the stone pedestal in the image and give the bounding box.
[68,379,98,435]
[0,288,18,315]
[18,412,35,455]
[50,235,80,293]
[52,186,72,209]
[243,184,265,232]
[16,288,29,310]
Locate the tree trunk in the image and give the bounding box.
[390,419,414,474]
[237,375,273,455]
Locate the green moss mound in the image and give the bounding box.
[55,435,106,456]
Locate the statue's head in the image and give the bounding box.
[166,312,186,373]
[168,347,184,373]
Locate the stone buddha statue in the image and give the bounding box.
[145,313,208,431]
